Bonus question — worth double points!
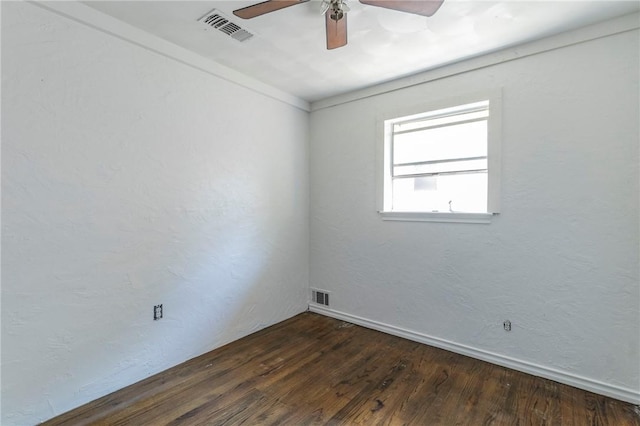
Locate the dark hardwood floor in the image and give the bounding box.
[44,312,640,425]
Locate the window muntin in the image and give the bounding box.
[384,100,491,215]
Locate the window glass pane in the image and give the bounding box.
[393,120,487,164]
[392,172,487,213]
[394,158,487,177]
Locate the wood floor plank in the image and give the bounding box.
[43,312,640,426]
[110,315,340,425]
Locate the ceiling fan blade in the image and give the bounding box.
[359,0,444,17]
[326,13,347,50]
[233,0,309,19]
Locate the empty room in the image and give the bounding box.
[2,0,639,424]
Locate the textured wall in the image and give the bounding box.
[1,2,309,424]
[310,30,639,398]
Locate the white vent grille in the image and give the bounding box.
[311,289,330,306]
[198,9,255,42]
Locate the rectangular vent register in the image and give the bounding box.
[198,9,255,42]
[311,289,330,306]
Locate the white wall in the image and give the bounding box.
[310,28,640,402]
[1,2,309,424]
[2,1,638,423]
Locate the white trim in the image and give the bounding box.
[487,91,502,214]
[29,1,311,112]
[311,12,640,111]
[376,90,502,220]
[379,211,494,224]
[309,305,640,405]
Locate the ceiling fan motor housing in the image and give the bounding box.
[330,0,348,21]
[330,9,344,21]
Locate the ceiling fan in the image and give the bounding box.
[232,0,444,50]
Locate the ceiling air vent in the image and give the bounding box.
[198,9,255,42]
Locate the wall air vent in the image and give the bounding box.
[198,9,255,42]
[311,289,330,307]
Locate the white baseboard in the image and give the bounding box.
[309,305,640,405]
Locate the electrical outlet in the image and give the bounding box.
[503,320,511,331]
[154,304,163,321]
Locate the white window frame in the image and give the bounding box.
[376,90,502,224]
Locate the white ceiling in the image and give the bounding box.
[84,1,639,102]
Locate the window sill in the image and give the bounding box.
[379,211,496,224]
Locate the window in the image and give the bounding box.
[378,92,501,223]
